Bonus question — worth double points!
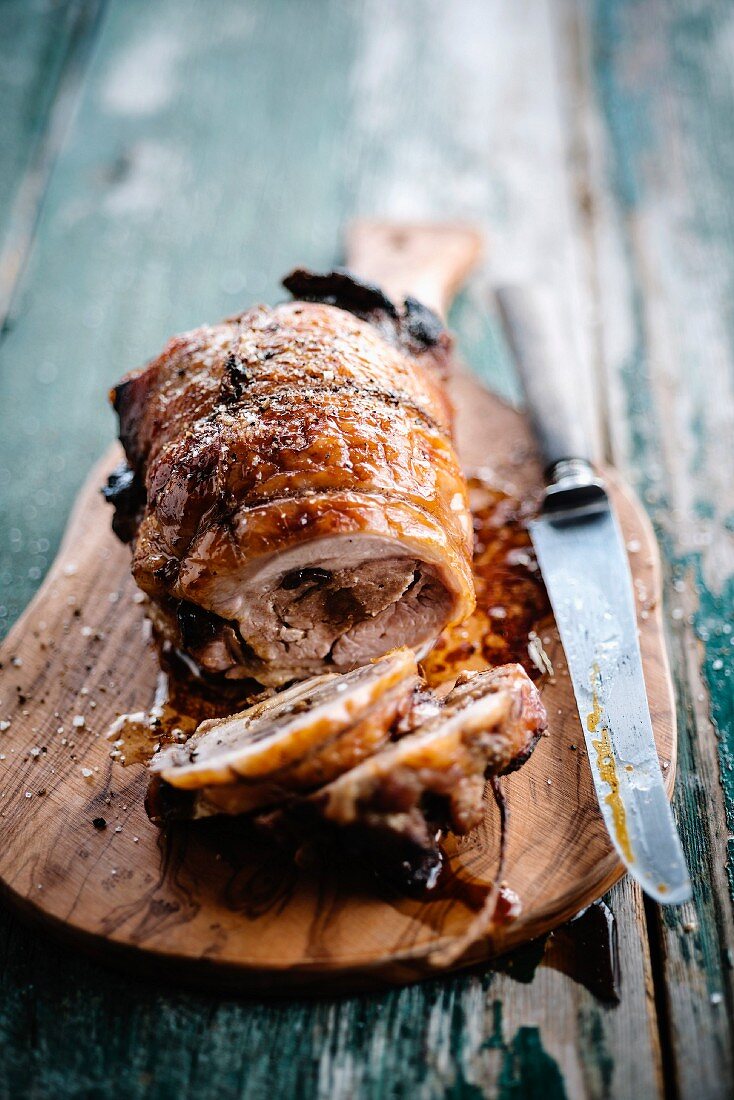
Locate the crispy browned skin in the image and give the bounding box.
[108,270,475,686]
[314,663,546,843]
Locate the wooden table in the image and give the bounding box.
[0,2,732,1096]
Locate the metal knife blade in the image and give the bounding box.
[530,499,691,903]
[497,284,691,904]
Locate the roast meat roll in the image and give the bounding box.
[109,270,475,686]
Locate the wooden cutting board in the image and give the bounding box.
[0,224,676,992]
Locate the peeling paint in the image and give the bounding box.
[694,569,734,899]
[498,1026,568,1100]
[593,0,734,906]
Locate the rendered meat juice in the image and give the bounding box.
[422,476,552,687]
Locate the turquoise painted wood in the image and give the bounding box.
[0,0,103,324]
[0,0,732,1096]
[0,0,86,234]
[587,1,734,1093]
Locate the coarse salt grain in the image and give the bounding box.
[73,715,85,728]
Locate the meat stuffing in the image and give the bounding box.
[108,269,475,686]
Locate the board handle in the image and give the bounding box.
[345,220,482,318]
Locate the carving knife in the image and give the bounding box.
[497,285,691,904]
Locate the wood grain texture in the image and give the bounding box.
[559,0,734,1092]
[1,0,732,1095]
[0,348,676,989]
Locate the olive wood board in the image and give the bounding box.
[0,225,676,993]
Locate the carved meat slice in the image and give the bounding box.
[146,648,420,822]
[147,660,546,894]
[108,270,475,686]
[308,663,546,878]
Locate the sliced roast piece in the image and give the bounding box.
[312,663,546,861]
[147,661,545,880]
[146,680,423,824]
[147,649,420,823]
[108,271,475,686]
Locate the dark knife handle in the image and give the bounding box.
[496,285,595,473]
[497,285,607,520]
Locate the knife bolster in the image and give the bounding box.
[542,459,609,524]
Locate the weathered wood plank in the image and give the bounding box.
[318,2,661,1090]
[0,0,104,325]
[0,0,356,638]
[0,895,658,1100]
[350,4,662,1088]
[0,0,82,226]
[4,0,723,1096]
[559,0,734,1094]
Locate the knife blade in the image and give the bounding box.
[497,285,691,904]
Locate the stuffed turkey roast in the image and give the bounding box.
[106,269,475,687]
[144,654,547,893]
[107,268,549,906]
